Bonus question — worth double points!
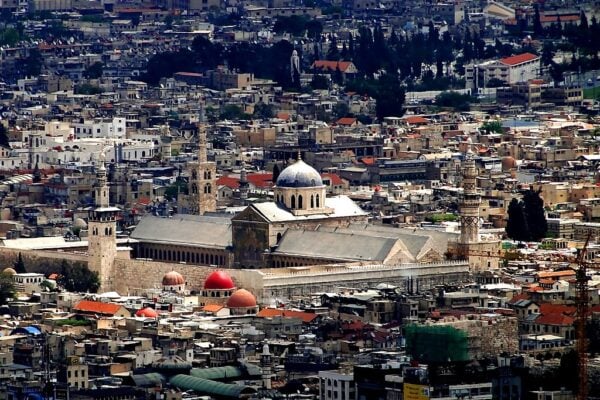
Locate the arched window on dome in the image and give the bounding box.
[310,195,314,208]
[316,194,320,207]
[291,195,296,209]
[298,195,303,209]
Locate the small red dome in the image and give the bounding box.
[162,271,185,286]
[135,307,158,318]
[227,289,257,308]
[204,271,235,290]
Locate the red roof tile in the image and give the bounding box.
[403,116,429,125]
[336,117,357,126]
[73,300,124,316]
[321,173,343,185]
[535,313,574,326]
[500,53,539,66]
[312,60,354,73]
[257,308,318,323]
[540,15,579,23]
[539,303,576,316]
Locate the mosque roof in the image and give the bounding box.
[273,229,399,262]
[131,214,232,248]
[247,195,366,223]
[276,159,323,188]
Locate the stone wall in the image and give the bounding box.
[0,247,88,274]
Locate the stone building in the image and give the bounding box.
[231,155,369,267]
[185,127,217,215]
[87,159,120,291]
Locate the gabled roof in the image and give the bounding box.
[321,173,344,185]
[257,308,318,323]
[202,304,224,313]
[73,300,124,315]
[500,53,539,66]
[403,116,430,125]
[130,214,232,248]
[535,313,574,326]
[336,117,357,126]
[539,303,576,316]
[217,173,273,190]
[274,229,399,262]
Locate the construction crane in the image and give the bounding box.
[575,234,591,400]
[461,240,595,400]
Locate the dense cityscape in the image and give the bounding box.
[0,0,599,399]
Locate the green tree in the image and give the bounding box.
[23,48,43,77]
[58,260,100,293]
[220,105,251,120]
[75,84,103,95]
[253,103,274,120]
[506,198,530,241]
[84,62,103,79]
[13,253,26,274]
[374,73,405,120]
[435,91,474,111]
[480,120,503,134]
[272,164,281,182]
[523,188,547,241]
[310,74,329,90]
[0,272,15,305]
[0,124,10,148]
[333,102,350,119]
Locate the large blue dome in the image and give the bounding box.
[276,159,323,188]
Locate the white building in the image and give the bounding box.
[319,370,354,400]
[465,53,541,89]
[72,118,126,139]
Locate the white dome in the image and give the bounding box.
[276,159,323,188]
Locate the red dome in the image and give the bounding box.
[204,271,235,290]
[227,289,257,308]
[162,271,185,286]
[135,307,158,318]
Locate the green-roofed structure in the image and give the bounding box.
[189,366,244,381]
[169,374,256,399]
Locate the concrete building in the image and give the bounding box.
[466,53,541,89]
[319,370,354,400]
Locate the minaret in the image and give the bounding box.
[87,154,118,292]
[239,166,249,204]
[290,49,300,80]
[260,343,272,389]
[459,140,481,244]
[187,126,217,214]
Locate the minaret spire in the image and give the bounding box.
[459,138,481,244]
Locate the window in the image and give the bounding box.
[298,195,303,208]
[291,195,296,208]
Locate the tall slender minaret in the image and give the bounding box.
[88,154,118,292]
[239,166,249,203]
[187,126,217,214]
[260,343,272,389]
[459,140,481,244]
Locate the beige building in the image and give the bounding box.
[234,126,276,147]
[206,68,255,91]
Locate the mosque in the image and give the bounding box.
[0,131,493,303]
[128,146,455,270]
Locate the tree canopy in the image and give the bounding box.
[58,260,100,293]
[505,189,547,242]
